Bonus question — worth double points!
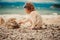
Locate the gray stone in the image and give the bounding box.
[0,24,60,40]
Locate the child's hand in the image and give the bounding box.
[28,26,33,30]
[18,20,25,24]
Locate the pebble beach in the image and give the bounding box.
[0,14,60,40]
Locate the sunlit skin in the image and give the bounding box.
[24,8,31,14]
[19,8,31,24]
[0,17,5,25]
[18,8,32,30]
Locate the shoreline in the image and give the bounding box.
[0,14,60,25]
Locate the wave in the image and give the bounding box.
[0,2,60,8]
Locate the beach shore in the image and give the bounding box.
[0,14,60,40]
[0,14,60,25]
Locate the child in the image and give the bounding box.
[19,2,42,30]
[5,18,19,29]
[0,17,5,26]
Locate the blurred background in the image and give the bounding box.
[0,0,60,15]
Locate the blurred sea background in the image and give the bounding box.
[0,0,60,15]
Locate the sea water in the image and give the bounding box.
[0,2,60,15]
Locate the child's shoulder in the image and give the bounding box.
[30,11,38,15]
